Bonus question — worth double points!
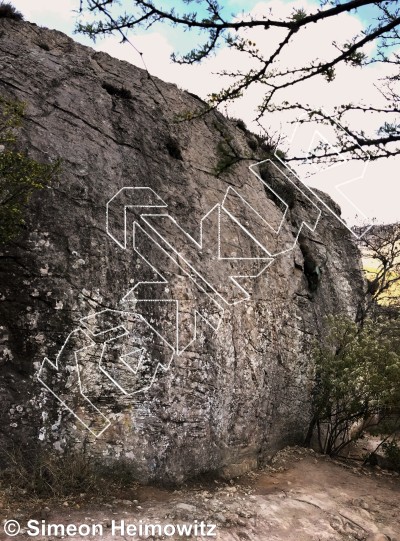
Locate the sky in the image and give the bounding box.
[9,0,400,227]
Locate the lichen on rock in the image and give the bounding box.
[0,17,365,484]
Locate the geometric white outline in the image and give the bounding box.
[38,164,329,438]
[38,309,177,437]
[273,109,373,239]
[38,112,376,439]
[37,328,111,438]
[122,222,224,353]
[139,206,273,306]
[244,159,322,255]
[106,187,167,249]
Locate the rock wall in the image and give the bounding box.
[0,18,365,483]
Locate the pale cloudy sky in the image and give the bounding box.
[10,0,400,226]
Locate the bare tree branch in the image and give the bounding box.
[77,0,400,163]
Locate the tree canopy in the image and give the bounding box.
[78,0,400,163]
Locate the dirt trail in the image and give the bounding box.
[1,448,399,540]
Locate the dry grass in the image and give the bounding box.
[0,445,139,502]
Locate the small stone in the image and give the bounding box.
[215,513,226,524]
[63,501,69,507]
[358,508,371,520]
[176,503,197,513]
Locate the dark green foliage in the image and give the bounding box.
[311,315,400,456]
[382,440,400,472]
[235,118,247,132]
[213,121,242,176]
[0,96,59,245]
[102,81,133,100]
[211,118,286,176]
[165,136,183,160]
[259,139,287,161]
[275,148,287,161]
[246,137,258,152]
[214,140,241,175]
[0,1,23,20]
[368,416,400,437]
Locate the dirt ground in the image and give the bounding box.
[0,447,399,540]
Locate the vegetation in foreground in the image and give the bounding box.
[310,314,400,460]
[308,223,400,466]
[0,445,139,502]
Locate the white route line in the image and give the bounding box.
[242,159,322,256]
[80,309,176,393]
[37,328,111,438]
[39,147,342,438]
[272,109,373,239]
[124,222,224,355]
[106,187,167,250]
[139,206,273,306]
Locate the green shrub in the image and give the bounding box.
[310,314,400,456]
[0,2,23,20]
[246,136,258,151]
[368,416,400,436]
[214,139,241,175]
[382,439,400,472]
[235,119,247,132]
[213,122,242,176]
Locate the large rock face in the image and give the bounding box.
[0,19,365,483]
